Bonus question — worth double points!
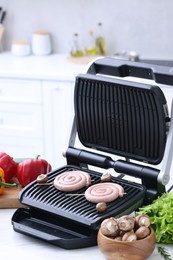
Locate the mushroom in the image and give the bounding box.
[122,231,137,241]
[135,226,150,239]
[114,236,122,241]
[36,174,48,184]
[118,215,135,231]
[100,214,151,241]
[101,172,112,182]
[135,214,150,228]
[100,217,119,237]
[96,202,107,212]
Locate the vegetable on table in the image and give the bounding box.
[135,214,150,228]
[137,192,173,244]
[135,226,150,239]
[157,246,172,260]
[99,214,151,241]
[100,217,119,237]
[0,152,18,183]
[0,167,17,194]
[122,231,137,241]
[17,155,52,186]
[118,215,135,231]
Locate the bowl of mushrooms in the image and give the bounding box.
[97,214,156,260]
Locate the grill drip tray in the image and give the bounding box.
[12,165,146,249]
[12,207,98,249]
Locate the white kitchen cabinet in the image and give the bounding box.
[0,53,86,169]
[42,80,75,168]
[0,77,75,168]
[0,78,45,158]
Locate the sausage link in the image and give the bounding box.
[54,170,91,192]
[85,182,123,203]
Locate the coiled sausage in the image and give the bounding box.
[85,182,124,203]
[54,170,91,192]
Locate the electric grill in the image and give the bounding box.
[12,57,173,249]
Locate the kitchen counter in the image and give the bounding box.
[0,52,89,81]
[1,52,173,82]
[1,208,173,260]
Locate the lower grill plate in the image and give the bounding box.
[12,165,146,249]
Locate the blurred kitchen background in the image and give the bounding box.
[1,0,173,59]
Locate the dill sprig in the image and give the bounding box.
[157,246,172,260]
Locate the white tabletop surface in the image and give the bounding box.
[0,52,90,81]
[1,208,173,260]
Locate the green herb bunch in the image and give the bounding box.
[137,192,173,244]
[157,246,172,260]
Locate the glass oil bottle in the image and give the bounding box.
[95,22,106,56]
[70,33,83,57]
[85,31,97,55]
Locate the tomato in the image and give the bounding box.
[17,157,52,186]
[0,152,18,182]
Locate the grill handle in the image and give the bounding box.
[87,57,173,86]
[65,147,114,169]
[65,147,159,179]
[65,147,164,203]
[114,159,159,179]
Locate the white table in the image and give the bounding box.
[1,208,172,260]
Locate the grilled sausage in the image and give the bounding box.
[112,183,125,197]
[54,170,91,192]
[85,182,124,203]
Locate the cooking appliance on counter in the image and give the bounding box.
[12,58,173,249]
[114,50,173,67]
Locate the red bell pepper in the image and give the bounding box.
[17,156,52,186]
[0,152,18,183]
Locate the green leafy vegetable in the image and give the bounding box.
[157,246,172,260]
[137,192,173,244]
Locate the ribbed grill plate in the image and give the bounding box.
[19,165,145,229]
[74,74,167,164]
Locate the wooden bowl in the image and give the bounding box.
[97,227,156,260]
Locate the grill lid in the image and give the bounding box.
[74,73,168,165]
